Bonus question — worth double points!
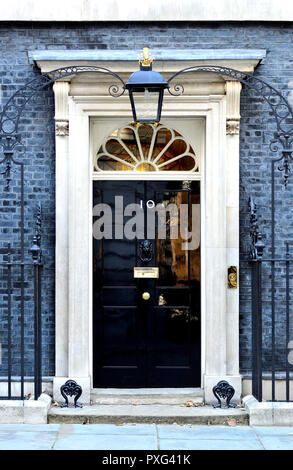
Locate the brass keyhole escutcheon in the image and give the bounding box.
[142,292,150,301]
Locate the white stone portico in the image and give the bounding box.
[30,49,266,404]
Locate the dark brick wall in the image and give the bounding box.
[0,21,293,378]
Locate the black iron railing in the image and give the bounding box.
[249,194,293,402]
[250,254,292,402]
[0,149,42,400]
[0,256,42,400]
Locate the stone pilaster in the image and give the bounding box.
[225,80,241,380]
[53,81,70,378]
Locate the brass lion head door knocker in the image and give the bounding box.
[139,240,153,263]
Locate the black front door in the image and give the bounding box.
[93,180,201,387]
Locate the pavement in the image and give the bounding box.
[0,424,292,450]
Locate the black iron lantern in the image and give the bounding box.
[125,48,169,124]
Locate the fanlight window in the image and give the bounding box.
[94,123,199,172]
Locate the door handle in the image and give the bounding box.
[142,292,151,301]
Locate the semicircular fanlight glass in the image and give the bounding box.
[94,123,199,173]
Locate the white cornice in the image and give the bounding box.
[30,49,266,77]
[29,49,267,64]
[1,0,293,22]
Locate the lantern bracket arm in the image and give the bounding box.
[0,65,127,151]
[167,64,293,144]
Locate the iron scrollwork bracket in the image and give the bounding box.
[0,63,293,188]
[0,66,126,153]
[278,149,292,189]
[30,202,42,264]
[212,380,236,408]
[248,196,265,261]
[0,136,22,191]
[167,65,293,189]
[60,380,83,408]
[1,152,12,191]
[270,134,293,188]
[0,135,21,153]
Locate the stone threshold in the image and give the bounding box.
[48,404,248,425]
[91,388,204,405]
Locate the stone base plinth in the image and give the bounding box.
[53,377,91,405]
[203,375,242,405]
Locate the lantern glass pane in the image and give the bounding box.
[133,89,160,122]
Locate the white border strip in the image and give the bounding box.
[1,0,292,22]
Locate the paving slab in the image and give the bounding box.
[0,424,291,450]
[159,437,263,450]
[53,433,157,450]
[253,426,293,450]
[158,424,263,450]
[157,424,257,440]
[0,425,59,450]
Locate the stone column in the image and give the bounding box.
[52,87,91,403]
[217,80,242,402]
[204,84,242,404]
[67,102,91,379]
[53,81,70,378]
[226,80,241,378]
[203,98,228,402]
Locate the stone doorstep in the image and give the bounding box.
[243,394,293,426]
[91,396,204,405]
[48,404,248,425]
[0,393,52,424]
[91,388,204,405]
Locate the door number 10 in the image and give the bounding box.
[140,200,155,209]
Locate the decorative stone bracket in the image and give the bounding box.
[53,81,70,137]
[55,120,69,136]
[226,120,240,135]
[225,81,242,135]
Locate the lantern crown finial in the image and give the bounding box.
[138,48,154,68]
